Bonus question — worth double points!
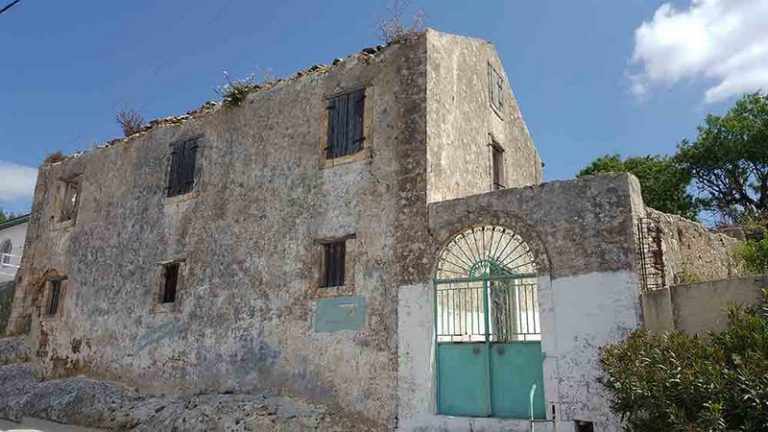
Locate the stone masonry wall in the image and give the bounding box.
[425,30,542,204]
[644,208,744,286]
[6,34,429,430]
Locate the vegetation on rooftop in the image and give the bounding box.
[215,73,262,108]
[116,109,145,137]
[378,0,425,44]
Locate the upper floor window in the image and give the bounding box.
[167,138,199,197]
[326,89,365,159]
[321,240,347,287]
[60,178,81,222]
[491,143,505,190]
[488,64,504,114]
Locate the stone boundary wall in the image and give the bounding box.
[642,276,767,335]
[644,208,745,286]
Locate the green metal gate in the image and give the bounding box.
[434,226,545,419]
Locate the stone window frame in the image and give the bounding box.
[311,234,357,298]
[164,136,205,203]
[488,62,505,119]
[58,174,82,225]
[151,258,187,314]
[319,86,374,169]
[488,137,506,191]
[41,276,68,321]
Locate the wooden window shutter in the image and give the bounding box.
[350,89,365,154]
[326,89,365,159]
[322,241,346,287]
[167,139,198,197]
[48,280,62,316]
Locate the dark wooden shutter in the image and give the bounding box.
[327,90,365,159]
[181,140,198,195]
[167,139,198,197]
[323,241,346,287]
[350,89,365,154]
[48,280,61,316]
[167,142,180,196]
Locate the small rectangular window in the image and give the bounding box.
[48,279,62,316]
[327,89,365,159]
[322,241,346,287]
[492,144,505,190]
[488,64,504,113]
[60,180,80,222]
[162,263,180,303]
[167,138,199,197]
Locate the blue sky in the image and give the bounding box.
[1,0,767,214]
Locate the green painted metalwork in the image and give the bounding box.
[436,343,490,417]
[314,296,366,333]
[490,342,546,419]
[434,225,545,419]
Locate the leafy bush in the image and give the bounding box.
[600,292,768,431]
[735,239,768,274]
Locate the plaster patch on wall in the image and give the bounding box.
[314,296,366,333]
[135,321,183,353]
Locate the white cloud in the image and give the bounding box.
[630,0,768,103]
[0,161,37,202]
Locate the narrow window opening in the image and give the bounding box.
[162,263,180,303]
[322,241,346,287]
[326,89,365,159]
[492,144,506,190]
[47,279,62,316]
[167,138,199,197]
[60,180,80,222]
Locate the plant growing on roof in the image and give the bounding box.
[215,72,261,107]
[377,0,425,44]
[116,109,145,137]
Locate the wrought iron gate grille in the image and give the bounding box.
[435,277,540,343]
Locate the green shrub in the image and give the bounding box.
[600,292,768,431]
[735,238,768,274]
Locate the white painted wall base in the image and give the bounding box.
[397,271,641,432]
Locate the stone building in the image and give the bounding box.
[2,30,740,431]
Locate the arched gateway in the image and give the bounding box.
[434,225,546,419]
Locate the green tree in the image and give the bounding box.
[578,154,698,220]
[0,209,7,224]
[600,292,768,431]
[676,92,768,224]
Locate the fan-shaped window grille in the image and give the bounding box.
[435,226,540,342]
[436,226,537,280]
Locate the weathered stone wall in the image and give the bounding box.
[642,276,767,335]
[425,30,542,204]
[6,34,430,429]
[644,208,744,286]
[0,281,14,336]
[398,173,645,431]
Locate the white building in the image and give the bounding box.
[0,214,29,282]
